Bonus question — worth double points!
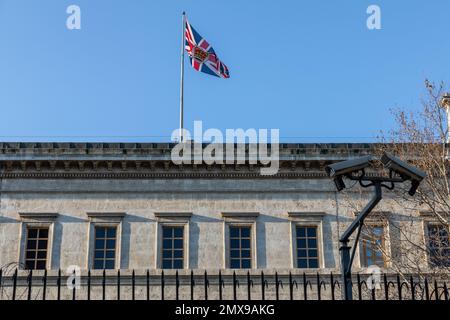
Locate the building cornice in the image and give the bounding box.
[0,170,329,179]
[0,142,382,179]
[0,142,376,161]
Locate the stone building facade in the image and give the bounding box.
[0,142,448,300]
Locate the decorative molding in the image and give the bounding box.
[18,212,59,222]
[221,212,259,219]
[288,212,326,218]
[418,211,446,220]
[154,212,193,219]
[0,142,381,181]
[352,211,389,219]
[86,212,126,222]
[0,171,328,179]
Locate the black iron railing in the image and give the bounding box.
[0,268,448,301]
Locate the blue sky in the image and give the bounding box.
[0,0,449,142]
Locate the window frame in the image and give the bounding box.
[92,225,119,270]
[424,222,450,268]
[288,212,325,269]
[154,212,192,269]
[18,213,58,270]
[359,223,386,268]
[86,212,125,270]
[228,225,253,269]
[221,212,259,269]
[24,226,50,270]
[160,223,186,270]
[294,225,320,269]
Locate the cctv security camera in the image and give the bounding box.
[325,156,372,192]
[381,153,426,196]
[325,156,372,178]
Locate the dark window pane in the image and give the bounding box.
[173,228,183,238]
[309,259,319,268]
[162,227,172,238]
[241,259,251,269]
[230,227,239,238]
[37,251,47,259]
[162,259,172,269]
[297,239,306,249]
[173,259,183,269]
[241,228,250,238]
[163,239,172,249]
[35,260,46,270]
[308,249,318,258]
[230,259,240,269]
[297,227,306,237]
[106,239,116,249]
[94,250,104,259]
[163,250,172,258]
[241,239,250,249]
[104,260,115,269]
[28,229,38,238]
[297,249,307,258]
[27,240,37,250]
[307,227,317,237]
[105,250,115,259]
[93,260,104,269]
[38,240,48,249]
[173,239,183,249]
[25,260,35,270]
[241,250,251,258]
[26,251,36,259]
[95,227,105,238]
[39,229,49,238]
[95,239,104,250]
[106,228,116,238]
[230,250,239,258]
[307,239,317,249]
[230,239,239,249]
[173,250,183,258]
[297,259,307,268]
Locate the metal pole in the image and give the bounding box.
[339,182,382,300]
[179,12,186,142]
[339,241,352,300]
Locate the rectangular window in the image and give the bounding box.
[229,226,252,269]
[25,227,49,270]
[427,224,450,267]
[361,225,385,267]
[296,226,319,268]
[93,226,117,270]
[162,226,184,269]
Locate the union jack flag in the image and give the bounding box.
[185,17,230,79]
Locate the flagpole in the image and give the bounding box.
[179,12,186,142]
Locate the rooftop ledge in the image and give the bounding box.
[0,142,378,162]
[0,142,378,150]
